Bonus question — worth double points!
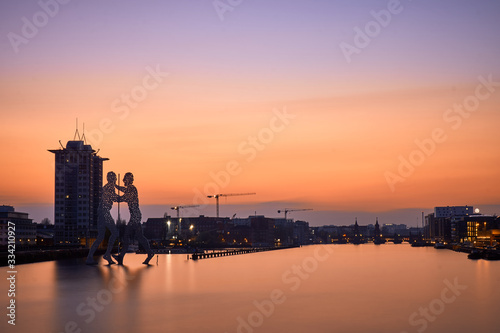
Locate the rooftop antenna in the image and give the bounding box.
[81,122,87,144]
[73,118,81,141]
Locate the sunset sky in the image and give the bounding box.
[1,0,499,225]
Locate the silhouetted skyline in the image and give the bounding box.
[1,0,499,226]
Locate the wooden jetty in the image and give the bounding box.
[191,246,298,260]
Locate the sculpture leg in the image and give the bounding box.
[102,222,118,265]
[113,223,131,265]
[87,222,105,264]
[136,228,154,264]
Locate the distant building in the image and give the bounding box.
[381,224,407,237]
[36,223,54,247]
[425,214,452,242]
[274,218,294,246]
[233,218,252,227]
[464,215,499,245]
[143,217,168,241]
[184,215,229,234]
[49,137,108,245]
[408,227,423,236]
[145,214,311,247]
[293,220,310,245]
[0,205,36,246]
[251,216,275,247]
[179,215,231,246]
[231,218,252,246]
[434,206,473,218]
[426,206,475,242]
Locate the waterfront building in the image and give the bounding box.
[426,206,475,243]
[0,205,36,246]
[182,215,231,246]
[274,218,294,246]
[464,215,500,246]
[49,135,108,245]
[251,215,275,247]
[315,223,374,244]
[434,206,473,218]
[143,217,169,242]
[293,220,310,245]
[141,214,311,247]
[381,224,407,237]
[424,213,452,242]
[36,223,55,247]
[185,215,230,234]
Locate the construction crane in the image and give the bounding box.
[207,193,256,218]
[277,208,313,220]
[170,205,199,219]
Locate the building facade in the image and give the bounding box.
[0,205,36,246]
[251,216,275,247]
[49,139,108,245]
[465,215,500,245]
[293,220,310,245]
[143,217,168,241]
[434,206,473,218]
[425,206,475,242]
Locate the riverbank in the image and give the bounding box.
[2,242,498,266]
[1,248,91,266]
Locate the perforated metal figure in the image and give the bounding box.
[86,171,119,265]
[113,172,154,265]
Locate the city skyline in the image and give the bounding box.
[1,0,500,226]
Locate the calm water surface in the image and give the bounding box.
[2,244,499,333]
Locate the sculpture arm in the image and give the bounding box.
[115,184,127,192]
[114,194,123,203]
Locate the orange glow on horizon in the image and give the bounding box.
[1,80,499,216]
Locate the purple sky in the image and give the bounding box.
[1,0,499,226]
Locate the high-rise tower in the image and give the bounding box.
[49,130,108,245]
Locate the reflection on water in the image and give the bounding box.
[1,244,499,333]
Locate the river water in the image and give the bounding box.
[1,244,499,333]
